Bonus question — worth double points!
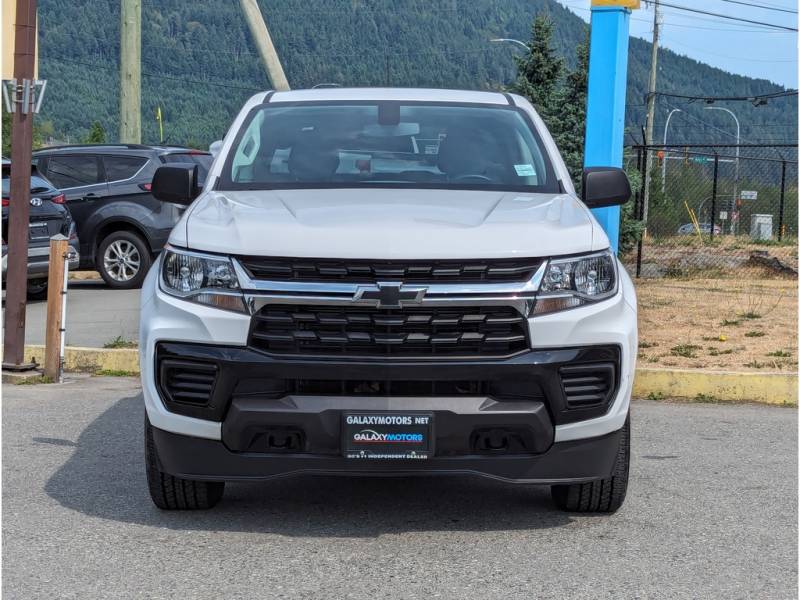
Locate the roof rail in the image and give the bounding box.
[35,143,152,152]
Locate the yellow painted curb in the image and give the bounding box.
[19,346,798,405]
[23,345,139,375]
[634,367,798,406]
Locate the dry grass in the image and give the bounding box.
[622,235,798,279]
[636,278,798,372]
[68,270,102,281]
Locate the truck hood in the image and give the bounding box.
[173,188,607,259]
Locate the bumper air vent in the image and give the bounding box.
[159,359,218,407]
[559,363,616,410]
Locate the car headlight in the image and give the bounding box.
[534,250,618,315]
[160,247,245,312]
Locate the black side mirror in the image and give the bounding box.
[151,165,200,206]
[581,167,631,209]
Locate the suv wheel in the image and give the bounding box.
[26,279,48,301]
[97,231,151,289]
[551,414,630,513]
[145,415,225,510]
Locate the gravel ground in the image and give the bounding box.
[3,377,797,599]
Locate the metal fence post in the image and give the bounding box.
[635,145,647,278]
[778,160,786,241]
[710,153,719,242]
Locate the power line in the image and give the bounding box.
[716,0,797,14]
[655,1,798,31]
[649,89,798,103]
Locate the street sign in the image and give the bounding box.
[719,211,728,220]
[691,156,709,164]
[740,190,758,200]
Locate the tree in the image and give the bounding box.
[84,121,106,143]
[2,113,56,155]
[551,28,589,190]
[511,15,563,124]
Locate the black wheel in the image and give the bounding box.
[551,414,630,513]
[145,415,224,510]
[26,279,48,301]
[97,230,152,289]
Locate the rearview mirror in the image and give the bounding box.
[581,167,631,209]
[151,165,200,206]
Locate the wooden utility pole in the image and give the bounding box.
[239,0,290,91]
[641,0,660,225]
[2,0,37,369]
[119,0,141,143]
[43,235,68,381]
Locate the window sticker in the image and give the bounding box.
[514,164,537,177]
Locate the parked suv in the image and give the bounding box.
[32,144,211,289]
[140,89,637,513]
[2,159,80,299]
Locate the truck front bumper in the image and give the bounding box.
[151,423,622,484]
[140,258,637,483]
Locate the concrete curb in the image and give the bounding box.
[23,345,139,375]
[18,345,799,405]
[633,367,797,406]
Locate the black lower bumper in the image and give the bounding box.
[152,341,623,482]
[152,425,622,484]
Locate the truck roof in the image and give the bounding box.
[266,87,513,105]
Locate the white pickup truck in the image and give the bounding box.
[140,88,637,513]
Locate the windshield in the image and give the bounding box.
[219,102,558,192]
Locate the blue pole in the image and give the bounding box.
[584,4,633,254]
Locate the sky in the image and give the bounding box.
[554,0,798,88]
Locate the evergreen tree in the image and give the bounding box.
[552,28,589,190]
[511,15,563,124]
[84,121,106,144]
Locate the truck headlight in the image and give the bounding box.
[534,250,618,315]
[160,247,245,312]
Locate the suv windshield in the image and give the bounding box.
[219,102,558,192]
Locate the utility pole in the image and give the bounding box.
[119,0,141,143]
[641,0,660,225]
[239,0,290,91]
[3,0,37,369]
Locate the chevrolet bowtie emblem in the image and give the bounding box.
[353,282,427,308]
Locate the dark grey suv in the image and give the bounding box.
[32,144,211,289]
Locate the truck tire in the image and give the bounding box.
[551,414,630,513]
[145,415,224,510]
[97,230,152,290]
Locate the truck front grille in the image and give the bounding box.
[237,257,542,284]
[248,304,529,358]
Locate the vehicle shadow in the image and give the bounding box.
[44,394,573,535]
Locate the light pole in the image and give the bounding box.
[489,38,530,51]
[661,108,681,193]
[705,106,740,234]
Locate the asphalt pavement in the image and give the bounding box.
[24,280,140,347]
[2,377,797,599]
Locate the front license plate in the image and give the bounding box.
[343,413,433,460]
[28,223,49,240]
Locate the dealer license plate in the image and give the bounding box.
[343,412,433,460]
[28,222,49,240]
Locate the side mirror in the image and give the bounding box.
[581,167,631,209]
[209,139,223,158]
[151,165,200,206]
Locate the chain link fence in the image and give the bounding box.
[622,144,798,279]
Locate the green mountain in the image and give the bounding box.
[36,0,797,147]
